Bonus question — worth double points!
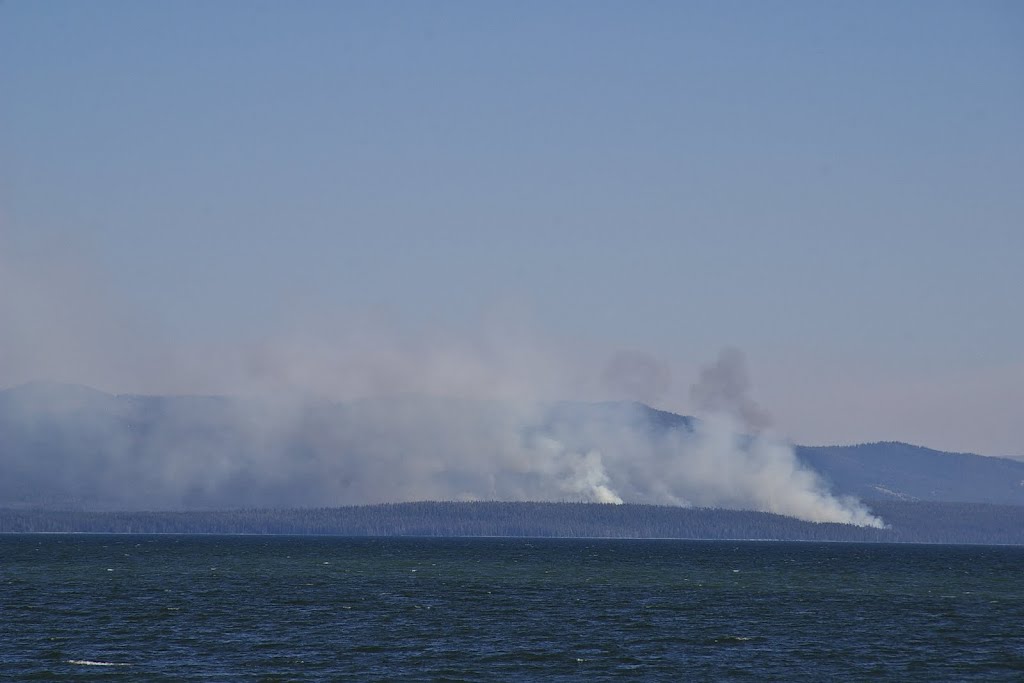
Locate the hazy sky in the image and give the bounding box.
[1,1,1022,455]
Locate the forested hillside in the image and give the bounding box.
[3,501,1023,545]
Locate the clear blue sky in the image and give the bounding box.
[1,1,1022,454]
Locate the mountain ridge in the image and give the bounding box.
[2,381,1022,510]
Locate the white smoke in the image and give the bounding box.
[0,381,883,526]
[536,436,623,504]
[680,349,886,527]
[1,246,883,525]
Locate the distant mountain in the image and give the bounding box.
[797,442,1024,505]
[1,381,1022,511]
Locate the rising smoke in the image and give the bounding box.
[684,348,884,527]
[0,247,883,526]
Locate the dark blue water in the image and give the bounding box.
[2,535,1024,681]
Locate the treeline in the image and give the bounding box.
[2,501,1023,545]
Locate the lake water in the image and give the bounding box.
[2,535,1023,681]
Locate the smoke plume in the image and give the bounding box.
[685,348,884,527]
[0,247,883,526]
[690,347,771,430]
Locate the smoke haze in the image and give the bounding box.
[687,349,883,527]
[0,247,883,526]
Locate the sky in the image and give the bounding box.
[1,1,1022,456]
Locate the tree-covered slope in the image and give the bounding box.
[3,501,1023,545]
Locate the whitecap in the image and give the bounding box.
[68,660,130,667]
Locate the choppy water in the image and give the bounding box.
[2,535,1024,681]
